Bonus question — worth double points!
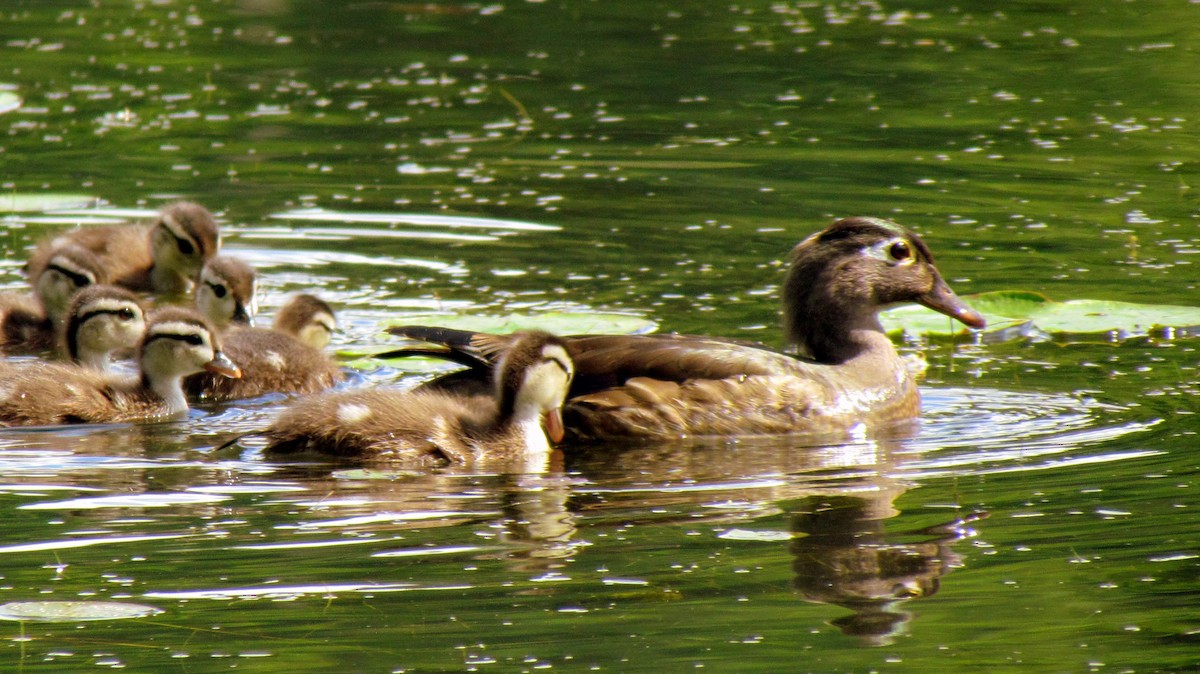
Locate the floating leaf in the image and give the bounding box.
[0,193,100,213]
[0,601,163,622]
[0,91,19,115]
[882,290,1200,338]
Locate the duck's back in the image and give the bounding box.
[0,292,51,353]
[265,388,494,466]
[184,327,342,401]
[0,362,164,426]
[29,226,154,292]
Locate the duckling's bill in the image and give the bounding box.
[544,409,565,443]
[206,351,243,379]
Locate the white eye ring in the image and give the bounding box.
[864,237,916,265]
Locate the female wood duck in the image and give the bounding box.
[26,201,220,297]
[272,293,337,349]
[0,307,240,427]
[1,243,107,353]
[383,217,986,440]
[188,278,342,401]
[195,255,257,329]
[264,330,574,471]
[59,284,146,373]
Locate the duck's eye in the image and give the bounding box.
[177,238,195,256]
[207,282,227,299]
[117,309,136,321]
[182,334,205,346]
[889,241,912,261]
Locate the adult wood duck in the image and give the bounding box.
[383,217,985,441]
[1,243,107,353]
[264,330,574,471]
[26,201,220,297]
[0,307,240,427]
[59,284,146,373]
[188,282,342,402]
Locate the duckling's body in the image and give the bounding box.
[265,331,574,470]
[59,284,146,373]
[1,243,107,353]
[26,202,219,297]
[0,307,239,427]
[187,283,343,401]
[385,217,985,441]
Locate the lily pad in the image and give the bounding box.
[0,91,19,115]
[0,601,163,622]
[882,290,1200,338]
[0,193,99,213]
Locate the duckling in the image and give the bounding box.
[187,282,342,401]
[264,330,574,470]
[272,293,337,349]
[1,243,106,353]
[194,255,257,330]
[0,307,240,427]
[26,201,219,297]
[384,217,986,440]
[59,284,146,373]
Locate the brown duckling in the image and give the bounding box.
[264,330,574,470]
[187,282,342,401]
[1,243,107,353]
[194,255,257,329]
[384,217,985,440]
[0,306,240,427]
[26,201,219,297]
[272,293,337,349]
[59,284,147,373]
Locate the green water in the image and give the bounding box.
[0,1,1198,671]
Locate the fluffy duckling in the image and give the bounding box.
[264,330,574,470]
[59,284,146,373]
[1,243,106,353]
[385,217,986,440]
[187,287,342,402]
[273,293,337,349]
[0,307,240,427]
[194,255,257,329]
[26,201,219,297]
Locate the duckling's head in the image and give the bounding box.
[495,331,575,443]
[195,255,258,329]
[34,243,107,326]
[150,202,220,289]
[139,307,242,387]
[783,217,984,362]
[273,293,337,349]
[63,284,146,371]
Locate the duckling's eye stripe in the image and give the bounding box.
[77,303,140,324]
[44,263,95,288]
[146,321,208,346]
[160,217,199,255]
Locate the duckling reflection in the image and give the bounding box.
[789,488,985,646]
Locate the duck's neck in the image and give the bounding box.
[78,347,114,374]
[142,372,189,415]
[790,305,894,365]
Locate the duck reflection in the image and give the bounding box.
[789,487,985,646]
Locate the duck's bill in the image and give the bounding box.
[543,409,565,443]
[205,351,243,379]
[919,279,986,329]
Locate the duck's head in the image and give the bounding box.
[139,307,242,387]
[783,217,985,362]
[35,243,107,325]
[150,202,221,288]
[273,293,337,349]
[63,284,146,372]
[195,255,258,329]
[495,331,575,444]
